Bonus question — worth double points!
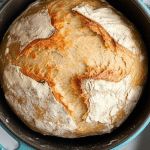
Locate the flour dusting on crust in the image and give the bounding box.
[81,76,142,127]
[73,5,142,54]
[3,65,76,137]
[7,9,55,51]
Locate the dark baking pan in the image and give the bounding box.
[0,0,150,149]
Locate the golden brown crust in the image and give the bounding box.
[0,0,147,137]
[75,121,106,136]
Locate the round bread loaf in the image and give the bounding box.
[0,0,147,138]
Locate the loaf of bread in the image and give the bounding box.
[0,0,147,138]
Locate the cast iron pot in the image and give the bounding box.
[0,0,150,149]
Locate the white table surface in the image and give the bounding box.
[122,124,150,150]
